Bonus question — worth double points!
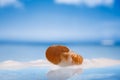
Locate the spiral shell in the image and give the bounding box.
[70,52,83,64]
[45,45,83,66]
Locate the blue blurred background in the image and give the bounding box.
[0,0,120,80]
[0,0,120,61]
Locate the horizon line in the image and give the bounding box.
[0,39,120,46]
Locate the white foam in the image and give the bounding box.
[101,40,114,46]
[0,58,120,70]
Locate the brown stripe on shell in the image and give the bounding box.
[45,45,69,64]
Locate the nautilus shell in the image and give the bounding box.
[45,45,83,66]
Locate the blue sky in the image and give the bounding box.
[0,0,120,42]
